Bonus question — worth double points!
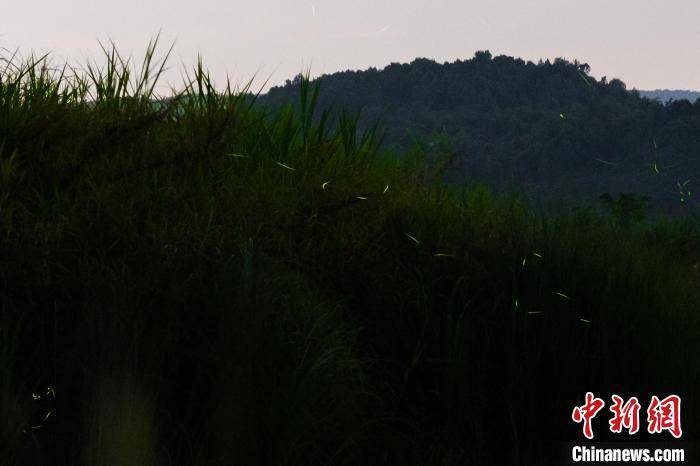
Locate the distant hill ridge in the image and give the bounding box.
[259,51,700,214]
[638,89,700,103]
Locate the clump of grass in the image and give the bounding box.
[0,37,699,466]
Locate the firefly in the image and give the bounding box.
[276,161,296,171]
[405,233,420,245]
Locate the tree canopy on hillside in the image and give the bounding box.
[260,52,700,214]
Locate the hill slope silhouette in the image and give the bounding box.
[260,51,700,214]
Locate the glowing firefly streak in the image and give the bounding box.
[29,410,54,430]
[405,233,420,245]
[276,161,296,171]
[677,180,692,202]
[578,72,593,88]
[594,158,618,166]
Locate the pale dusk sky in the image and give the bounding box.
[2,0,698,94]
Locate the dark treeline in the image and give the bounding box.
[260,52,700,214]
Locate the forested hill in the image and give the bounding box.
[259,51,700,214]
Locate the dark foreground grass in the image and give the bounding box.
[1,39,699,466]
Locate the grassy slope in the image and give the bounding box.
[1,41,699,465]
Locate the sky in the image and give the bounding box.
[1,0,699,95]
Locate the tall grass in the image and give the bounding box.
[0,37,699,465]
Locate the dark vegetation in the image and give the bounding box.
[1,40,699,465]
[261,51,700,214]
